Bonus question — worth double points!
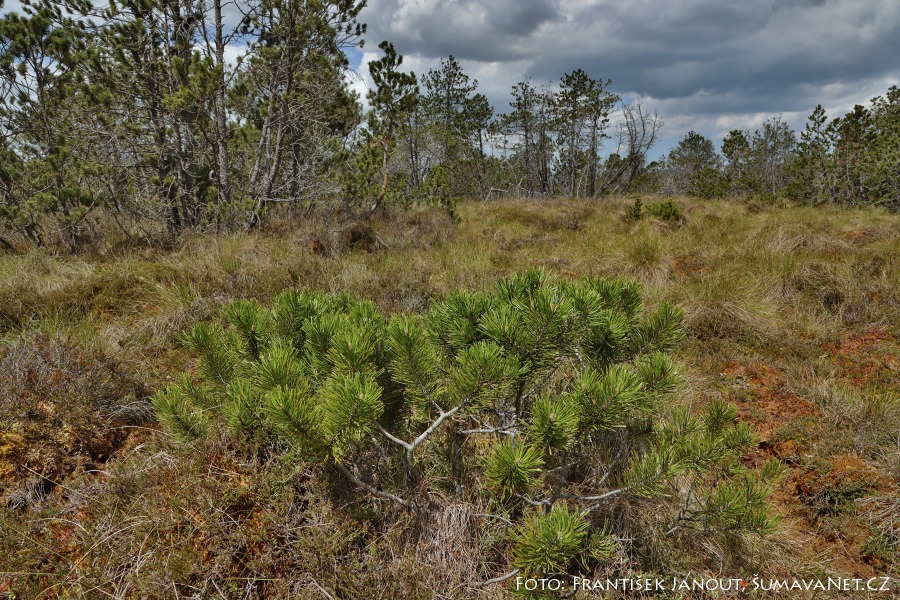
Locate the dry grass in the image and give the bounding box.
[1,196,899,597]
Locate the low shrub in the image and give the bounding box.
[153,270,782,582]
[646,199,685,223]
[623,197,643,222]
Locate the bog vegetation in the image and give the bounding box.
[1,197,898,597]
[153,271,782,579]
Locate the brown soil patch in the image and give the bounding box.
[721,361,820,441]
[823,329,899,388]
[669,253,710,277]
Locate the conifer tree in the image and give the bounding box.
[666,131,726,198]
[831,104,870,206]
[503,80,555,196]
[154,271,783,578]
[366,41,418,214]
[0,0,94,248]
[862,86,900,209]
[750,116,797,196]
[787,104,835,204]
[553,69,617,198]
[464,92,494,195]
[722,128,753,195]
[422,55,478,166]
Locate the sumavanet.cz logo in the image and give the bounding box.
[513,575,894,594]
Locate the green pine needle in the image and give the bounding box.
[484,437,544,497]
[512,504,589,575]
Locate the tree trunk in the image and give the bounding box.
[213,0,232,214]
[589,118,598,197]
[373,134,391,215]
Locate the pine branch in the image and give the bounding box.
[377,402,465,458]
[333,461,412,509]
[518,360,563,405]
[473,569,520,588]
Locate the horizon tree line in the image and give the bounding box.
[1,0,897,250]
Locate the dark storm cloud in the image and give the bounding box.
[485,0,560,36]
[358,0,900,151]
[362,0,562,61]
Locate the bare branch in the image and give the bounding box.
[475,513,514,527]
[376,423,412,451]
[333,462,413,509]
[378,402,466,459]
[461,426,517,436]
[408,404,463,453]
[474,568,521,588]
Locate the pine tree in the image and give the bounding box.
[750,116,797,197]
[366,41,418,214]
[862,86,900,209]
[502,80,555,196]
[0,1,95,248]
[667,131,727,198]
[722,129,753,196]
[422,55,478,167]
[787,105,837,204]
[552,69,617,198]
[154,271,783,577]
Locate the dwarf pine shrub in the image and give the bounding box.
[646,199,685,223]
[623,197,643,222]
[153,270,782,578]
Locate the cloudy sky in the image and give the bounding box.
[2,0,897,157]
[348,0,900,157]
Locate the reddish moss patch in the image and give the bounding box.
[791,455,886,514]
[669,253,710,277]
[720,357,897,577]
[721,361,821,441]
[823,329,899,388]
[840,227,889,244]
[0,335,149,504]
[768,454,895,579]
